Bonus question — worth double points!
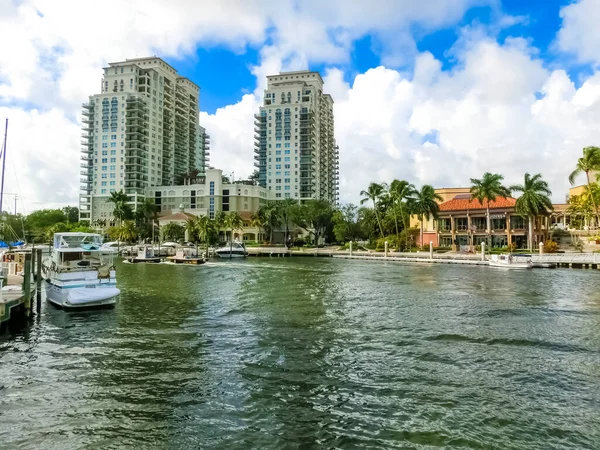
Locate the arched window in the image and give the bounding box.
[182,190,190,196]
[168,190,175,196]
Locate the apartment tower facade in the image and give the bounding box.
[254,71,339,203]
[80,57,207,223]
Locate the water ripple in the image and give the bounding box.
[1,259,599,449]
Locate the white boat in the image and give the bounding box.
[488,254,532,269]
[100,241,122,252]
[127,245,162,263]
[42,233,120,309]
[215,242,248,259]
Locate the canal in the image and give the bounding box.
[1,259,599,449]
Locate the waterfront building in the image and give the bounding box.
[80,57,209,224]
[254,71,339,204]
[152,168,273,242]
[412,188,548,250]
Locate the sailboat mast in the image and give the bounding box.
[0,119,7,214]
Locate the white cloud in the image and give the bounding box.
[556,0,600,65]
[0,0,594,213]
[331,37,600,205]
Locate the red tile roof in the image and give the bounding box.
[439,196,516,212]
[158,212,196,222]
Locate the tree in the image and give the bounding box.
[107,190,132,225]
[278,198,297,245]
[256,202,281,243]
[224,212,244,242]
[117,220,137,243]
[332,204,365,243]
[388,180,416,250]
[360,183,385,238]
[196,215,216,256]
[62,206,79,224]
[249,211,264,242]
[293,200,333,245]
[185,217,200,243]
[136,199,159,240]
[161,222,185,242]
[510,173,553,251]
[410,185,443,247]
[567,187,598,229]
[214,211,226,241]
[44,222,69,242]
[470,172,511,242]
[569,146,600,226]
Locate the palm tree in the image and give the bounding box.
[137,198,158,241]
[470,173,511,242]
[249,211,264,243]
[117,220,137,243]
[388,180,416,250]
[510,173,553,252]
[410,185,443,247]
[195,215,213,257]
[278,198,297,245]
[569,146,600,226]
[107,190,131,226]
[161,222,185,242]
[224,212,244,243]
[214,211,226,242]
[256,202,281,243]
[360,183,385,238]
[185,217,199,243]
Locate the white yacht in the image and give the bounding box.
[42,233,120,309]
[488,254,532,269]
[215,242,248,259]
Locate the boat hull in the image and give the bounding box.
[488,261,531,269]
[45,281,119,309]
[215,251,247,259]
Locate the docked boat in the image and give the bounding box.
[42,233,120,309]
[127,245,162,263]
[488,254,532,269]
[166,248,205,265]
[215,242,247,259]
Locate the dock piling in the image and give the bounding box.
[22,253,32,316]
[36,248,42,308]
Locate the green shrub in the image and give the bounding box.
[543,240,559,253]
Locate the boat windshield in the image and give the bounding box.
[54,234,103,250]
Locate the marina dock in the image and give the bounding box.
[1,249,43,332]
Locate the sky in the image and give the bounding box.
[1,0,600,214]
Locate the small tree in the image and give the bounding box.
[161,222,185,242]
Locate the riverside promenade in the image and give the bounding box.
[246,247,600,269]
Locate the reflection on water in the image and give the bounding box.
[1,259,600,449]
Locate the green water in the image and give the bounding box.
[1,259,600,449]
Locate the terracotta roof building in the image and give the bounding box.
[413,190,547,251]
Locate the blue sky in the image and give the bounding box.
[167,0,576,115]
[3,0,600,210]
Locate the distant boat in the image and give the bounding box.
[42,232,120,309]
[127,245,162,263]
[215,242,247,259]
[488,254,532,269]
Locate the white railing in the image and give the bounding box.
[532,253,599,263]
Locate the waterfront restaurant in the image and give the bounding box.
[416,192,546,250]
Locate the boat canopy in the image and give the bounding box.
[53,233,103,252]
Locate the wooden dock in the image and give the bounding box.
[1,249,43,333]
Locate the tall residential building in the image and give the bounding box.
[197,125,210,174]
[254,70,339,204]
[80,57,208,223]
